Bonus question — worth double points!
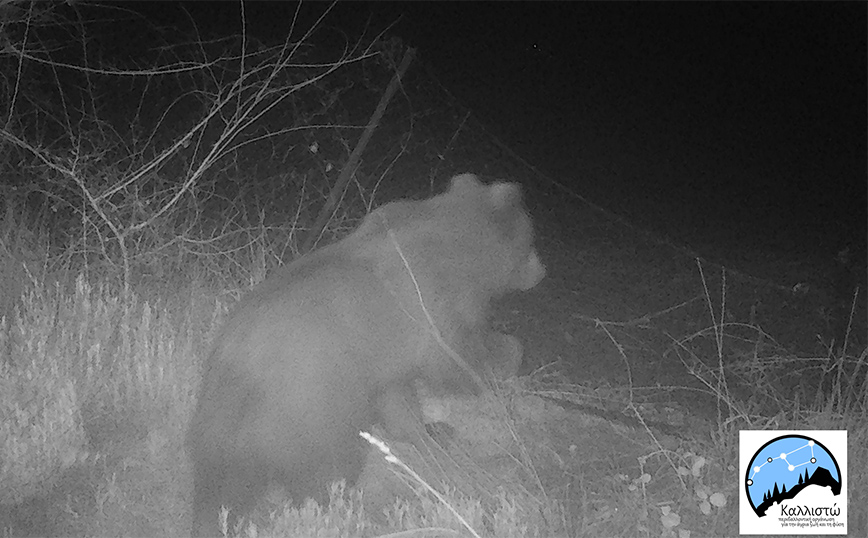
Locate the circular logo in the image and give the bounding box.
[744,434,842,518]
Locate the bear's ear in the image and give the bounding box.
[488,182,521,209]
[449,173,484,193]
[485,182,526,238]
[447,174,522,210]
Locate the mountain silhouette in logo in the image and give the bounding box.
[756,466,841,517]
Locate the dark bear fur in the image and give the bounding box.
[185,174,544,536]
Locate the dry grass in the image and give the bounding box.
[0,4,863,537]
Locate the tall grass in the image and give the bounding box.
[0,3,864,537]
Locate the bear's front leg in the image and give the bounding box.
[376,382,427,443]
[377,382,456,444]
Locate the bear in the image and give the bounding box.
[185,173,545,536]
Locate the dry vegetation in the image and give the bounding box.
[1,3,865,537]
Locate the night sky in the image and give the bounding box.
[146,2,868,257]
[332,2,866,256]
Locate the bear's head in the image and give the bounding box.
[450,174,545,293]
[429,173,545,296]
[354,174,543,389]
[358,173,545,300]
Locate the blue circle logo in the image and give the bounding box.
[744,434,842,518]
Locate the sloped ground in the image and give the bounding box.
[2,168,863,537]
[522,176,865,411]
